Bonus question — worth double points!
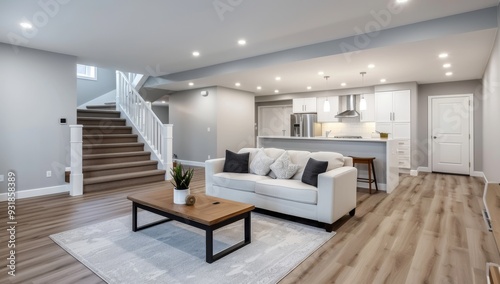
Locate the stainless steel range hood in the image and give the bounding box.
[335,94,360,118]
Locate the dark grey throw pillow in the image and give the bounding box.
[301,158,328,187]
[223,150,249,173]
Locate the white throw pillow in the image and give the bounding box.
[270,151,300,179]
[250,149,274,176]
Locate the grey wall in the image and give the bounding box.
[77,67,115,106]
[152,106,169,123]
[169,87,218,162]
[417,80,483,171]
[216,87,255,157]
[482,4,500,182]
[0,43,77,193]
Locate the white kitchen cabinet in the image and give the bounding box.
[360,93,375,122]
[375,90,410,122]
[293,97,317,113]
[317,96,339,122]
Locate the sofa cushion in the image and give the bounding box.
[308,151,345,171]
[287,150,314,180]
[223,150,249,173]
[249,149,274,176]
[255,179,318,205]
[301,158,328,187]
[270,151,300,179]
[213,172,270,192]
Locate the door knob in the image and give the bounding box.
[433,136,437,139]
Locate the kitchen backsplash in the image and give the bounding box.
[321,122,376,138]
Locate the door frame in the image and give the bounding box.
[427,94,474,174]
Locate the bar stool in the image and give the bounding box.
[350,157,378,194]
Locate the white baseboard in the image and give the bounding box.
[176,160,206,168]
[0,184,69,201]
[471,171,485,180]
[417,167,431,173]
[410,170,418,176]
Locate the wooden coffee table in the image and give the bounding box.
[127,188,255,263]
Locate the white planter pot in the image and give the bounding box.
[173,188,190,204]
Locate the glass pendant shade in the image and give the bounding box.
[360,96,367,111]
[323,99,331,112]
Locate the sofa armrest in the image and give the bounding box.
[205,158,225,195]
[316,166,357,224]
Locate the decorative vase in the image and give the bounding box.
[173,188,190,204]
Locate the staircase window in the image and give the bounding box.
[77,64,97,80]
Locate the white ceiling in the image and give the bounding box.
[1,0,498,96]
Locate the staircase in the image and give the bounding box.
[77,104,166,192]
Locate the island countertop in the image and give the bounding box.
[257,136,393,143]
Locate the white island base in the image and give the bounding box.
[257,136,400,193]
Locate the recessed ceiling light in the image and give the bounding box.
[188,82,194,86]
[20,22,32,29]
[307,86,312,90]
[445,72,453,76]
[443,63,451,68]
[162,101,166,103]
[341,82,346,87]
[318,71,324,76]
[380,78,386,83]
[439,53,448,58]
[368,64,375,69]
[192,51,200,57]
[238,39,246,46]
[235,82,241,87]
[275,77,281,81]
[274,90,279,93]
[256,86,262,90]
[396,0,408,3]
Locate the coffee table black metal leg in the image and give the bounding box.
[132,202,138,232]
[206,228,214,263]
[244,214,251,243]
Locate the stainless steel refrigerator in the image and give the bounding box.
[290,113,322,137]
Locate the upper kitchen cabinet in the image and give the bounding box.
[375,90,410,122]
[293,97,317,113]
[317,96,339,122]
[360,93,375,122]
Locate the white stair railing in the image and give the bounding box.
[116,71,173,179]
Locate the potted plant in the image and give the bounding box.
[170,163,194,204]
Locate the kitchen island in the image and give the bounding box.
[257,136,399,193]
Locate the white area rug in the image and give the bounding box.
[50,212,334,284]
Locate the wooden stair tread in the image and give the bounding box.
[83,151,150,160]
[77,109,120,114]
[83,160,158,172]
[83,125,131,130]
[77,117,125,121]
[82,142,144,149]
[83,134,138,138]
[83,169,166,185]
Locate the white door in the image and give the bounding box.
[431,96,471,175]
[258,106,291,136]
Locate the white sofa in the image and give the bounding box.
[205,148,357,231]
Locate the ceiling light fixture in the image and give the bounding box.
[274,90,279,93]
[439,53,448,58]
[360,72,367,111]
[275,76,281,81]
[257,86,262,90]
[396,0,408,3]
[307,86,312,90]
[188,82,194,86]
[162,100,166,104]
[238,39,246,46]
[20,22,32,29]
[380,78,386,83]
[341,82,346,87]
[443,63,451,68]
[318,71,324,76]
[192,51,200,57]
[445,72,453,76]
[368,64,375,69]
[323,76,331,113]
[235,82,241,87]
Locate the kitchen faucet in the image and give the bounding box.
[326,130,332,137]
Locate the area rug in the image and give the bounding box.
[50,212,334,284]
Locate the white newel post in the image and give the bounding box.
[115,71,121,111]
[70,125,83,196]
[162,124,174,180]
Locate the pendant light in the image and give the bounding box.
[323,76,331,112]
[359,72,367,111]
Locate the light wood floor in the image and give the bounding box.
[1,170,499,284]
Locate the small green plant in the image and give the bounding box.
[170,163,194,190]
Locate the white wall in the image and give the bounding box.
[216,87,255,157]
[482,4,500,182]
[0,43,77,193]
[77,67,115,106]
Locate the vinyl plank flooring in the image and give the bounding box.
[0,170,499,284]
